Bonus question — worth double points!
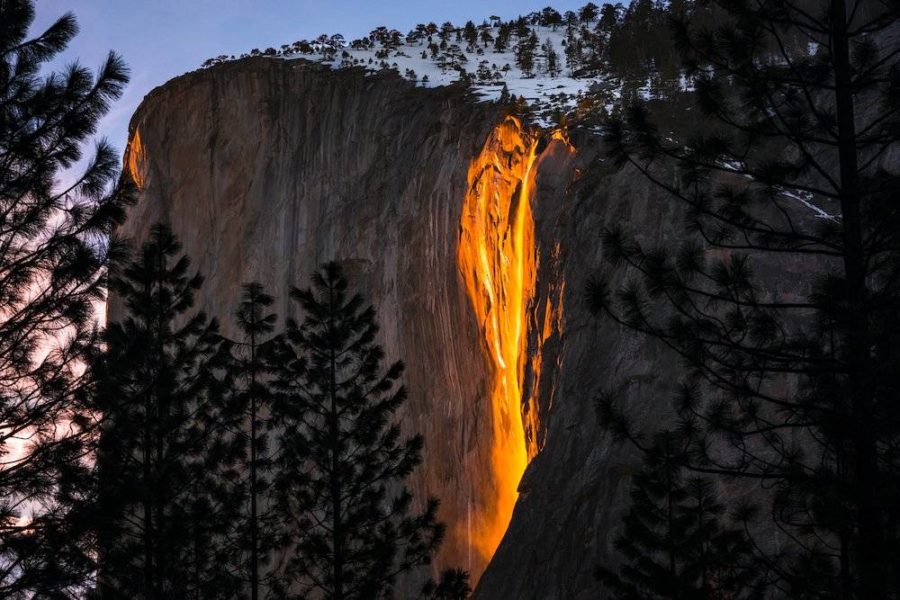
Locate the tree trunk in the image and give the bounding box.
[143,275,156,599]
[153,253,167,599]
[831,0,881,596]
[143,392,154,599]
[329,284,344,600]
[250,327,259,600]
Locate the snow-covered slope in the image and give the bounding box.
[202,8,629,127]
[310,25,601,124]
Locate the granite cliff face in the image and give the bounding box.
[114,57,676,598]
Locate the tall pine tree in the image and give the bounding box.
[0,0,129,594]
[273,262,444,600]
[515,30,539,77]
[595,433,763,599]
[220,283,282,599]
[94,224,237,598]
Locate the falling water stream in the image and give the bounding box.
[457,115,540,566]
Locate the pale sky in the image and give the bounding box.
[34,1,588,163]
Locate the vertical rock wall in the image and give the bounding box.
[116,58,508,585]
[115,57,670,598]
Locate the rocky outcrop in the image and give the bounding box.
[115,56,683,598]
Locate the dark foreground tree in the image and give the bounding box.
[0,0,129,595]
[220,283,282,599]
[595,432,763,599]
[274,262,444,600]
[421,568,472,600]
[94,225,237,598]
[589,0,900,597]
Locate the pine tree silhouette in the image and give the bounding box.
[580,2,600,23]
[273,262,444,600]
[94,224,236,598]
[545,39,561,77]
[595,433,763,599]
[220,283,282,599]
[0,0,129,594]
[463,21,478,46]
[421,568,472,600]
[515,31,538,77]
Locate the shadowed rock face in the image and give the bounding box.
[113,57,682,598]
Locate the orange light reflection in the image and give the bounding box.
[126,128,147,190]
[457,116,538,566]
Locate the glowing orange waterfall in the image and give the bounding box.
[125,128,147,190]
[457,116,539,565]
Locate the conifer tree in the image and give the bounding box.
[515,31,538,77]
[545,39,561,77]
[595,433,763,599]
[479,27,494,48]
[580,2,600,23]
[499,83,512,104]
[589,1,900,596]
[540,7,563,28]
[494,24,511,52]
[273,262,444,600]
[565,27,584,74]
[439,22,454,43]
[463,21,478,46]
[0,0,129,594]
[94,225,237,598]
[220,283,282,600]
[597,3,623,41]
[515,17,531,39]
[422,568,472,600]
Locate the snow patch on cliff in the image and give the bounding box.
[201,9,649,128]
[289,24,604,126]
